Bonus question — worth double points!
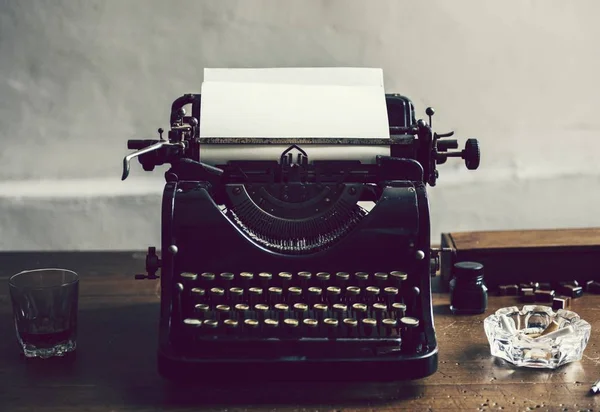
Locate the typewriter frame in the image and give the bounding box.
[125,93,479,382]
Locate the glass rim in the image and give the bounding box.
[9,268,79,289]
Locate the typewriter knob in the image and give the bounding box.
[464,139,480,170]
[426,107,435,127]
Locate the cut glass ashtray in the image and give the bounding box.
[483,305,591,369]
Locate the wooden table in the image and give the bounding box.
[1,252,600,411]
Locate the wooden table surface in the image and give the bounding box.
[1,252,600,411]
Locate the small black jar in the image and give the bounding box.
[449,261,488,315]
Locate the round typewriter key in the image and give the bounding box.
[264,318,279,336]
[354,272,369,287]
[239,272,254,288]
[283,318,299,337]
[254,303,269,319]
[361,318,377,337]
[277,272,293,288]
[244,318,259,336]
[248,287,263,305]
[287,286,303,304]
[190,287,206,302]
[345,286,361,302]
[244,318,259,327]
[210,287,225,304]
[216,304,230,321]
[229,287,244,304]
[390,271,408,288]
[307,286,323,304]
[293,303,308,319]
[303,318,318,336]
[335,272,350,286]
[274,303,289,320]
[288,286,302,295]
[326,286,341,304]
[313,303,328,319]
[392,302,407,318]
[203,319,219,333]
[219,272,234,288]
[400,316,420,352]
[183,318,202,327]
[235,303,250,318]
[316,272,331,286]
[191,287,205,295]
[374,272,388,287]
[274,303,289,311]
[382,318,398,337]
[258,272,273,288]
[180,272,198,282]
[332,303,348,319]
[219,272,234,280]
[384,286,399,304]
[373,303,387,319]
[224,319,238,326]
[200,272,216,286]
[268,286,283,304]
[223,319,239,335]
[343,318,358,337]
[297,271,312,288]
[400,316,419,328]
[194,303,210,319]
[352,303,368,319]
[365,286,380,303]
[324,318,339,338]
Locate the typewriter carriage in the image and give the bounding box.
[123,93,480,382]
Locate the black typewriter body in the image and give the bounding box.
[122,93,480,382]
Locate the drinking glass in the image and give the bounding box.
[8,268,79,358]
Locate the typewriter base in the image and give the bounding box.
[157,347,438,382]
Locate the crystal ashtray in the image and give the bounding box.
[483,305,591,369]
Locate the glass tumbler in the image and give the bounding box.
[8,268,79,358]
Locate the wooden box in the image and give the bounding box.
[439,228,600,290]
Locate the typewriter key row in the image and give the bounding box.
[182,315,419,340]
[182,285,408,307]
[179,271,408,290]
[184,301,409,338]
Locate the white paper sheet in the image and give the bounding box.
[198,68,390,164]
[203,67,384,87]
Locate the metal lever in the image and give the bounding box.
[430,247,455,276]
[121,141,182,180]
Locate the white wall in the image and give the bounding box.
[1,0,599,250]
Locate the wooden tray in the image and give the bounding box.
[439,228,600,290]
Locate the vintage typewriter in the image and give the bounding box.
[122,92,480,381]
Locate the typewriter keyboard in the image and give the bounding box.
[176,270,426,356]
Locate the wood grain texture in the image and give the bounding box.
[448,228,600,251]
[1,252,600,411]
